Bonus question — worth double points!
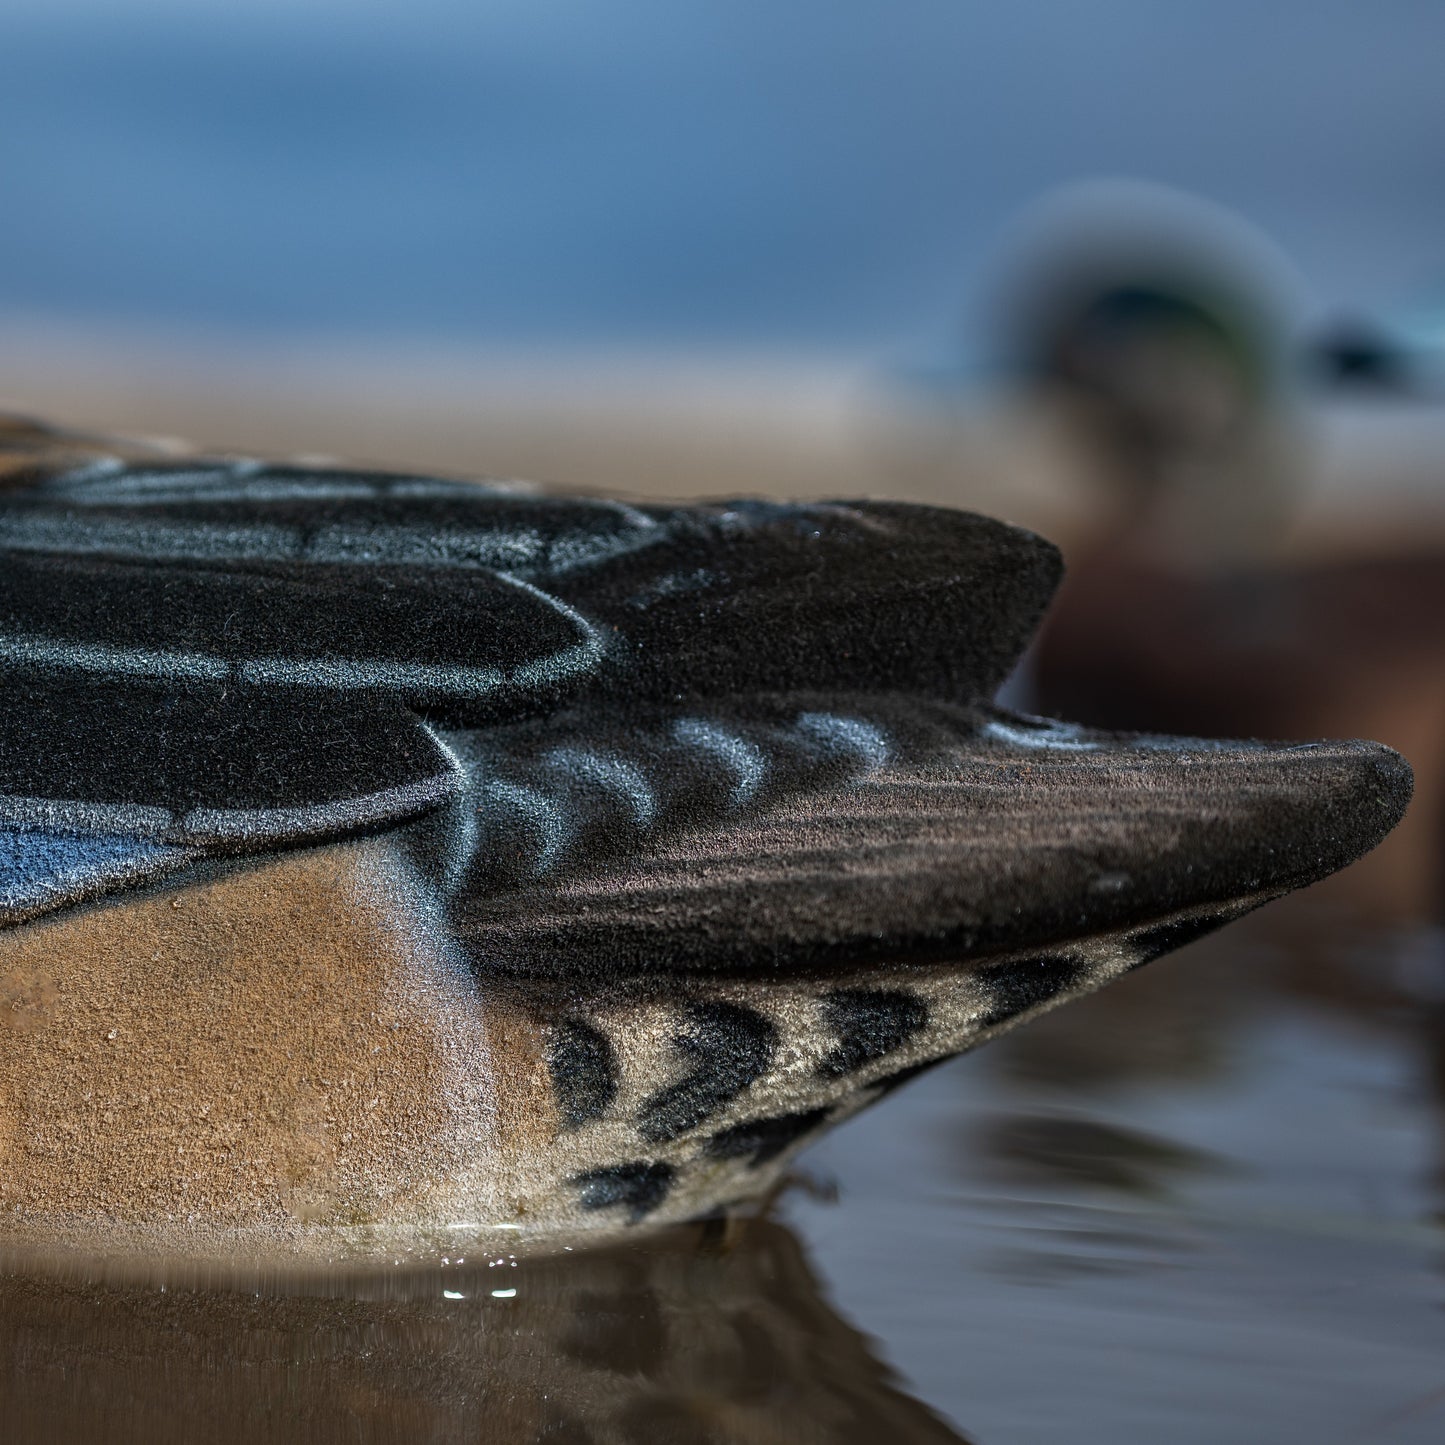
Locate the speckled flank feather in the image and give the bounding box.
[490,896,1263,1235]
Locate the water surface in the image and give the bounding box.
[2,898,1440,1443]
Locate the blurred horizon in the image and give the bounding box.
[4,1,1445,359]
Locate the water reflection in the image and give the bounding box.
[0,1218,969,1445]
[977,1114,1229,1202]
[979,906,1445,1227]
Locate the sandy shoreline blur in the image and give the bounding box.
[2,322,1443,560]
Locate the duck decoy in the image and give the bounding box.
[0,413,1411,1268]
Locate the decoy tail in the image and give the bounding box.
[442,704,1413,980]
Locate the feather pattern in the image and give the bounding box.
[0,412,1413,1262]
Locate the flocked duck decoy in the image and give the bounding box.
[0,413,1412,1268]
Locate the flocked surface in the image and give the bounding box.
[0,413,1414,1259]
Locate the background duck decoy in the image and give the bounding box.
[948,189,1441,922]
[0,412,1411,1268]
[1006,253,1445,921]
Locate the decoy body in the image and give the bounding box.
[0,414,1411,1268]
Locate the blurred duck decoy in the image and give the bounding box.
[1014,264,1445,918]
[979,193,1441,916]
[0,413,1411,1269]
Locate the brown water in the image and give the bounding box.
[1,897,1440,1443]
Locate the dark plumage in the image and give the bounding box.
[0,413,1412,1264]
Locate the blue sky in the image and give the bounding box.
[2,1,1442,351]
